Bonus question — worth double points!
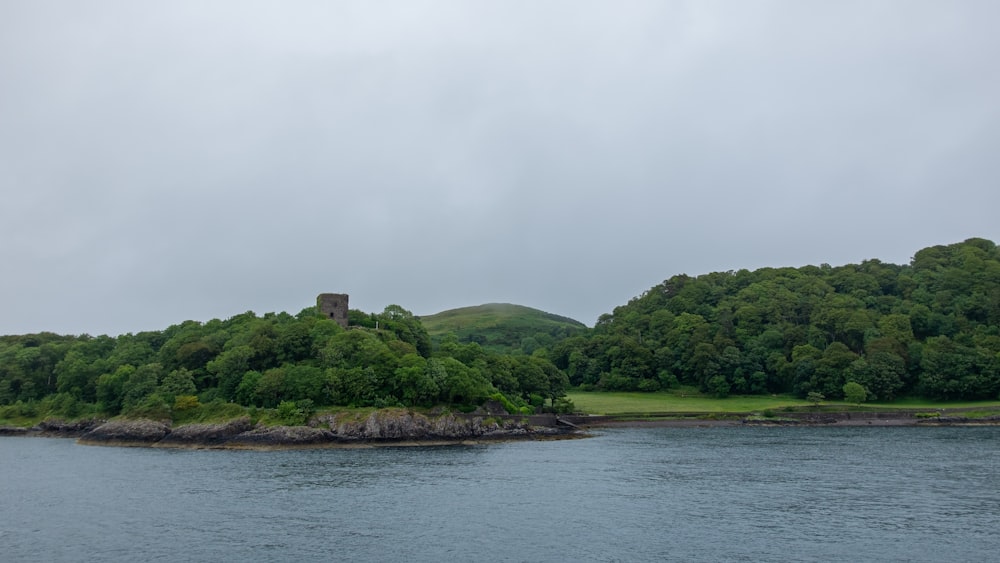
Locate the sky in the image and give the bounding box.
[1,1,998,336]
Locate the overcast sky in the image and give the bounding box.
[1,1,998,336]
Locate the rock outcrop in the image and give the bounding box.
[157,417,255,446]
[71,410,570,449]
[315,409,538,441]
[36,418,105,436]
[79,419,171,445]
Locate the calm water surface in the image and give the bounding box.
[2,426,999,562]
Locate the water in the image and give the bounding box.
[2,427,999,562]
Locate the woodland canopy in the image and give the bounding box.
[2,238,999,422]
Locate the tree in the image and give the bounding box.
[843,381,867,404]
[158,368,197,401]
[807,392,825,407]
[206,346,254,400]
[121,363,164,412]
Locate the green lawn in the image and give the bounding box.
[566,391,810,414]
[565,391,1000,415]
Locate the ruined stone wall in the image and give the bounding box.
[317,293,349,328]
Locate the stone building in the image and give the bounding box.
[317,293,349,328]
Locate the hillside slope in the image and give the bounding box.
[549,237,1000,401]
[420,303,585,353]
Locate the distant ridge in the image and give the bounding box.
[420,303,585,353]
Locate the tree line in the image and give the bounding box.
[549,238,1000,402]
[3,238,999,421]
[0,303,569,421]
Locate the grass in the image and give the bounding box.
[419,303,586,352]
[566,390,1000,416]
[862,397,1000,410]
[420,303,585,334]
[566,390,811,414]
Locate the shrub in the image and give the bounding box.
[637,378,661,392]
[489,392,520,414]
[657,371,679,389]
[552,396,576,414]
[371,396,402,409]
[276,400,308,426]
[708,375,730,398]
[194,399,247,422]
[124,394,171,421]
[173,395,200,411]
[843,381,868,405]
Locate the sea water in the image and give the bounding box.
[2,426,998,562]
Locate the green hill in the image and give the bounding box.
[420,303,586,354]
[550,237,1000,401]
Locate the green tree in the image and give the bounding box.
[843,381,868,404]
[158,368,197,402]
[121,363,164,412]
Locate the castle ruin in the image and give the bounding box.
[317,293,349,328]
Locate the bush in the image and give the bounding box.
[708,375,730,398]
[276,400,308,426]
[371,396,402,409]
[657,371,679,389]
[274,399,317,426]
[124,394,172,421]
[173,395,200,411]
[15,400,37,418]
[843,381,868,405]
[552,396,576,414]
[191,399,247,423]
[637,378,661,392]
[489,392,520,414]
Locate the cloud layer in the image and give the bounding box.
[2,1,998,335]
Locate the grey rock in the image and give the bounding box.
[80,419,171,444]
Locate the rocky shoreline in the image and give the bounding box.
[4,409,999,449]
[1,410,575,449]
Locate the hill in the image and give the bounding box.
[420,303,586,354]
[549,237,1000,402]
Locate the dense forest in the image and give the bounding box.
[2,237,999,423]
[0,304,570,422]
[550,238,1000,401]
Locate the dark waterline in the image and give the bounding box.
[2,426,999,562]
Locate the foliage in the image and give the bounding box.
[843,381,868,404]
[556,238,1000,402]
[0,303,569,420]
[276,400,313,426]
[4,238,999,421]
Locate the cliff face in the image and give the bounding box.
[75,410,569,449]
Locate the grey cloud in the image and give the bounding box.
[1,1,998,335]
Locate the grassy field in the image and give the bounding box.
[566,390,1000,415]
[419,303,585,353]
[567,391,809,414]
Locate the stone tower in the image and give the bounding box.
[317,293,349,328]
